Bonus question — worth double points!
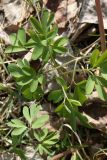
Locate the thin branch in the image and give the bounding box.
[95,0,106,52]
[51,149,72,160]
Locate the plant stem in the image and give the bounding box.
[44,57,81,73]
[95,0,106,52]
[51,149,72,160]
[0,55,9,75]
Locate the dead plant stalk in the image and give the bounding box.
[95,0,106,52]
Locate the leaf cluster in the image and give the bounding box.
[86,49,107,100]
[7,104,59,156]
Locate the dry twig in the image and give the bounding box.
[95,0,106,51]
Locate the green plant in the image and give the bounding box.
[29,10,68,62]
[86,49,107,100]
[34,128,59,155]
[8,59,44,99]
[6,10,107,135]
[5,10,68,63]
[48,77,90,131]
[6,9,68,100]
[7,104,49,135]
[7,104,59,157]
[4,7,107,160]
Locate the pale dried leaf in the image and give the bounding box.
[55,0,77,28]
[79,0,107,29]
[1,0,33,25]
[82,99,107,133]
[0,28,11,44]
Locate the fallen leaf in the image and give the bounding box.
[81,98,107,133]
[1,0,33,25]
[79,0,107,29]
[54,0,77,28]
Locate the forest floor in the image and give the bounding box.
[1,0,107,160]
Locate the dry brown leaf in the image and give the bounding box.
[54,0,77,28]
[81,99,107,133]
[1,0,33,26]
